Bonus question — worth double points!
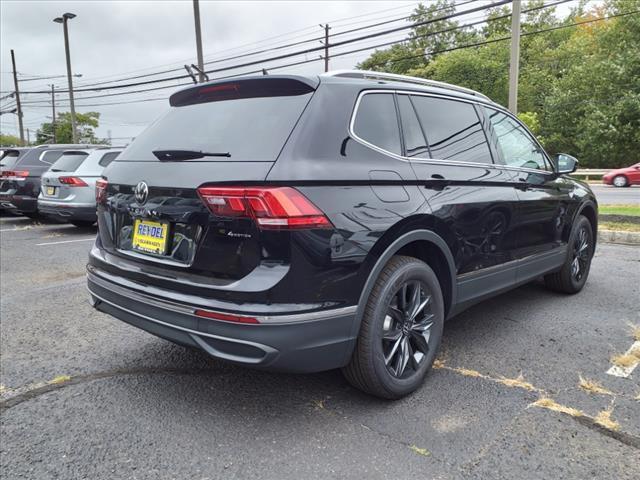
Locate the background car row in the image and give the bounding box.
[0,144,122,226]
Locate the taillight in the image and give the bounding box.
[59,176,88,187]
[197,186,332,230]
[1,170,29,180]
[96,178,108,203]
[194,309,259,324]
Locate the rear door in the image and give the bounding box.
[483,107,571,277]
[402,93,522,305]
[97,77,317,287]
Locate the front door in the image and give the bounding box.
[484,107,572,279]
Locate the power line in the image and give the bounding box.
[12,0,514,95]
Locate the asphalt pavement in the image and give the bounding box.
[1,214,639,479]
[591,184,639,204]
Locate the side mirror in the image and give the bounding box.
[553,153,579,174]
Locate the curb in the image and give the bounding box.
[598,229,640,246]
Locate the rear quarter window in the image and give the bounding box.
[98,151,120,167]
[17,149,65,169]
[352,92,402,156]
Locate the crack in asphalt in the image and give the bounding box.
[2,362,639,453]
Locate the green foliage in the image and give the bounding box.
[0,134,21,147]
[356,0,640,168]
[36,111,103,144]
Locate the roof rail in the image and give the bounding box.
[323,70,490,101]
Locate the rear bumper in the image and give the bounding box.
[38,200,97,222]
[87,267,358,373]
[0,194,37,213]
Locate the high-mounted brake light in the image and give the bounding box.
[194,309,259,324]
[59,176,88,187]
[198,83,239,95]
[1,170,29,180]
[95,178,108,202]
[197,186,332,230]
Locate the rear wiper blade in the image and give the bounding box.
[152,149,231,161]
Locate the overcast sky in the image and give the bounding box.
[0,0,577,143]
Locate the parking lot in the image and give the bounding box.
[0,212,638,479]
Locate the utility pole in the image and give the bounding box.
[10,49,25,145]
[320,24,330,72]
[54,13,78,143]
[508,0,521,114]
[50,84,57,143]
[26,128,30,145]
[192,0,205,82]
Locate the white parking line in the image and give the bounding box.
[607,340,640,378]
[35,237,95,246]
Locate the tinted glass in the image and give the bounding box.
[487,109,548,170]
[119,93,313,162]
[16,149,64,168]
[49,152,89,172]
[397,95,429,159]
[98,151,120,167]
[0,150,25,169]
[411,96,493,164]
[353,93,401,155]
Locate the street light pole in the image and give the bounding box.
[50,84,57,143]
[192,0,205,83]
[508,0,521,114]
[54,13,78,143]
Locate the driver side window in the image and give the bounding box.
[487,109,548,171]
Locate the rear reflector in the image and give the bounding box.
[194,309,260,324]
[95,178,108,202]
[59,176,88,187]
[197,186,332,230]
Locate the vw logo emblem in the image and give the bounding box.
[134,181,149,204]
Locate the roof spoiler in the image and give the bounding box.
[169,75,318,107]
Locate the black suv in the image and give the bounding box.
[87,71,597,399]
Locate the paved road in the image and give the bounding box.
[590,184,640,205]
[1,214,639,479]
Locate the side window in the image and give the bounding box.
[487,109,548,171]
[40,150,64,165]
[397,95,429,159]
[99,152,120,167]
[411,96,493,164]
[353,93,401,155]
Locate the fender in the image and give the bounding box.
[575,199,598,248]
[348,229,457,346]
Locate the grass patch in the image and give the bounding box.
[599,221,640,232]
[599,204,640,217]
[48,375,71,385]
[578,376,613,396]
[594,407,620,431]
[611,348,640,368]
[409,445,431,457]
[497,374,539,392]
[531,397,584,418]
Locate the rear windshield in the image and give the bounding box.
[0,150,27,169]
[49,152,89,172]
[118,93,313,162]
[16,149,65,169]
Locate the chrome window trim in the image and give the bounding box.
[349,89,555,177]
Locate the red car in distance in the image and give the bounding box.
[602,163,640,187]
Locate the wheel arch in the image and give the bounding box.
[349,228,457,351]
[576,200,598,250]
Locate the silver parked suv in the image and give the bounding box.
[38,147,122,226]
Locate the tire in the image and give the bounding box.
[544,215,594,294]
[612,175,628,187]
[71,220,95,227]
[342,255,444,399]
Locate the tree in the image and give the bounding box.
[0,134,21,147]
[36,111,103,144]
